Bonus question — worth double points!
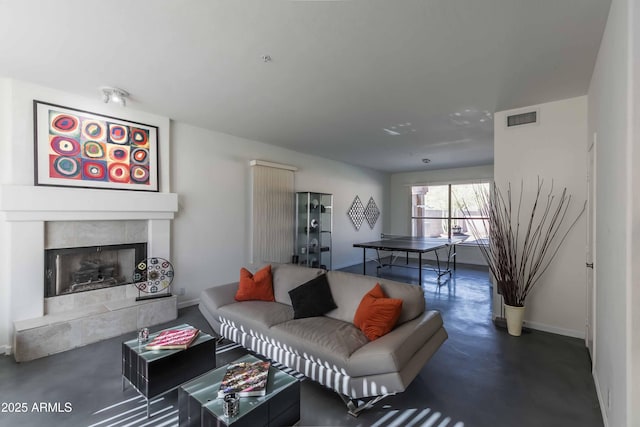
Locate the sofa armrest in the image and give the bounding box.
[200,281,239,310]
[347,310,445,376]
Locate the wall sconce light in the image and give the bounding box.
[101,86,129,107]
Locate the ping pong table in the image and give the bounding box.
[353,235,465,284]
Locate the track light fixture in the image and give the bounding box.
[101,87,129,107]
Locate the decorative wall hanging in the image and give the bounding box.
[133,257,174,301]
[33,100,159,191]
[364,197,380,229]
[347,195,365,230]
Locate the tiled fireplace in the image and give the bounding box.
[1,185,179,361]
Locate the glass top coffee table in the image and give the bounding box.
[122,323,216,418]
[178,354,300,427]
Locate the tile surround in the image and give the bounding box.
[14,296,177,362]
[45,220,147,249]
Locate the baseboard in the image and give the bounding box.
[178,298,200,309]
[522,320,584,339]
[592,368,609,427]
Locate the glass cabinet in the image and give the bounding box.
[295,192,332,270]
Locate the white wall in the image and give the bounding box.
[588,0,639,424]
[170,121,388,305]
[0,78,10,352]
[494,96,588,338]
[389,165,493,265]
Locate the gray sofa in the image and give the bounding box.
[199,264,447,416]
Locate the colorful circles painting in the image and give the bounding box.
[131,128,149,146]
[108,123,129,144]
[83,141,105,159]
[108,145,129,162]
[52,156,80,178]
[50,136,81,156]
[131,147,148,164]
[108,162,130,183]
[130,165,149,184]
[36,102,157,190]
[81,120,106,141]
[50,113,79,135]
[82,160,107,180]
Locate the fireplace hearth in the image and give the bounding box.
[44,243,147,298]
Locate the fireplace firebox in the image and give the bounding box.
[44,243,147,298]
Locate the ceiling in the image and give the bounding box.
[0,0,611,173]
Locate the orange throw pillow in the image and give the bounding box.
[353,283,403,341]
[235,265,275,302]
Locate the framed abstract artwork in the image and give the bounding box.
[33,100,159,191]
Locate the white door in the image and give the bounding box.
[586,134,596,365]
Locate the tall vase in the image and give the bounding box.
[504,304,525,336]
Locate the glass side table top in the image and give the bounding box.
[123,323,214,361]
[181,354,299,423]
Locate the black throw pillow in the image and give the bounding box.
[288,274,337,319]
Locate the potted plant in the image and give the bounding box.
[459,179,585,336]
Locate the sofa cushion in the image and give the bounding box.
[354,283,403,340]
[288,274,337,319]
[217,301,293,332]
[269,316,369,367]
[271,264,325,304]
[325,271,425,325]
[235,265,275,302]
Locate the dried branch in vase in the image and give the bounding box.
[458,179,586,307]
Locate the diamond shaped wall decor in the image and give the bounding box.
[364,197,380,229]
[348,196,365,230]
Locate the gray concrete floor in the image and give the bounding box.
[0,262,603,427]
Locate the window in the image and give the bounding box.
[411,182,490,243]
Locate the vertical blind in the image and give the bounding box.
[251,161,296,264]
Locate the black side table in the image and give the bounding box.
[122,323,216,417]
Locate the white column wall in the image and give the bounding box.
[588,0,638,424]
[0,79,11,352]
[494,96,588,338]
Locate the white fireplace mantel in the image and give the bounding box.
[0,185,178,221]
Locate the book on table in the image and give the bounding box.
[144,328,199,350]
[218,360,271,398]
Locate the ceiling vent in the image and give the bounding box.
[506,110,538,128]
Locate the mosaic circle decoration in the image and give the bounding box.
[82,160,107,180]
[131,128,149,146]
[51,114,79,134]
[130,165,149,184]
[52,156,80,177]
[50,136,81,156]
[83,141,105,158]
[81,120,105,141]
[133,257,174,294]
[108,124,129,144]
[108,162,130,183]
[131,147,148,164]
